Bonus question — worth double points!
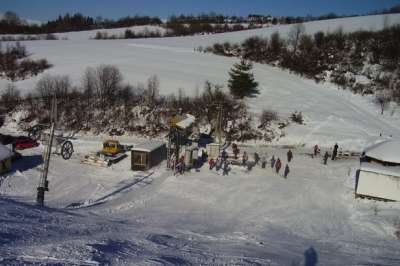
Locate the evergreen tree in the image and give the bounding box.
[228,60,259,99]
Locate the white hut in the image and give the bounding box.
[0,144,13,175]
[356,140,400,201]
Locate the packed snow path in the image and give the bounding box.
[1,144,399,265]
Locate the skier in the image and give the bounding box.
[232,143,240,159]
[254,152,260,165]
[287,149,293,162]
[332,143,339,160]
[261,155,267,169]
[284,164,290,178]
[275,158,282,174]
[209,158,215,170]
[221,149,228,161]
[246,160,254,172]
[216,157,222,171]
[270,155,276,168]
[223,161,230,176]
[242,151,248,166]
[313,144,320,156]
[323,151,329,165]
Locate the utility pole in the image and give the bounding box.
[215,103,223,145]
[36,96,56,206]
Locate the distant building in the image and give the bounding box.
[0,144,13,175]
[356,140,400,201]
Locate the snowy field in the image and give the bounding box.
[1,14,400,265]
[2,14,400,150]
[1,141,400,265]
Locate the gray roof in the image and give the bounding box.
[133,140,165,153]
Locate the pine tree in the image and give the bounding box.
[228,60,259,99]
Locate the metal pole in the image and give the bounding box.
[36,96,56,206]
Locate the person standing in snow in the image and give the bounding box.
[270,155,276,168]
[275,158,282,174]
[261,155,267,169]
[221,149,228,161]
[284,164,290,178]
[314,144,320,156]
[223,161,230,176]
[232,143,240,159]
[209,158,215,170]
[323,151,329,165]
[254,152,260,165]
[332,143,339,160]
[287,149,293,162]
[242,151,248,166]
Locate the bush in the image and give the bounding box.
[259,109,278,128]
[290,111,304,124]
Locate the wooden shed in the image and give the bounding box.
[0,144,13,175]
[131,141,167,171]
[356,140,400,201]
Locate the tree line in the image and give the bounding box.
[205,23,400,105]
[0,11,162,34]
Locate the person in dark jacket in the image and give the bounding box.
[323,151,329,165]
[270,155,276,168]
[284,164,290,178]
[275,158,282,174]
[287,149,293,162]
[242,151,248,166]
[254,152,260,165]
[223,161,230,176]
[332,143,339,160]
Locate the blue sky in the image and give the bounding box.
[1,0,400,21]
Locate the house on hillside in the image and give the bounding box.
[355,140,400,201]
[0,144,13,175]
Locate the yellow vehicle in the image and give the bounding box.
[102,140,123,155]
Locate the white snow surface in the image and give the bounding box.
[1,14,400,151]
[364,140,400,164]
[0,139,400,265]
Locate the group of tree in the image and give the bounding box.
[0,11,162,34]
[0,41,52,81]
[0,63,279,141]
[206,23,400,104]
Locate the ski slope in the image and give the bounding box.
[1,142,400,265]
[2,14,400,150]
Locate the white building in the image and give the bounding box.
[356,140,400,201]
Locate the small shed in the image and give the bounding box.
[131,140,166,171]
[356,140,400,201]
[0,144,13,175]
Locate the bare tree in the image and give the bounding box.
[35,74,70,99]
[95,65,123,110]
[146,74,159,105]
[288,23,305,55]
[1,83,20,110]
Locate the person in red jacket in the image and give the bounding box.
[275,158,282,174]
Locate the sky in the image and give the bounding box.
[1,0,400,21]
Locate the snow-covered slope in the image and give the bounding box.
[1,144,399,265]
[1,14,400,149]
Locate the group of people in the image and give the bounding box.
[269,149,292,178]
[208,149,231,175]
[240,149,293,178]
[313,143,339,165]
